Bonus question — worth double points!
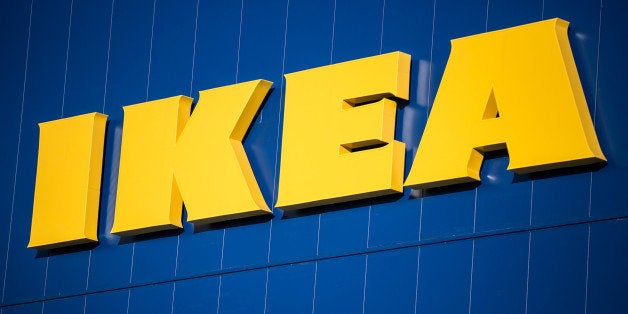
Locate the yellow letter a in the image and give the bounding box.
[405,18,606,189]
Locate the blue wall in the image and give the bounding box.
[1,0,628,313]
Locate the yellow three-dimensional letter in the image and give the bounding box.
[29,113,107,249]
[405,19,606,189]
[276,52,410,209]
[111,80,272,236]
[29,19,609,248]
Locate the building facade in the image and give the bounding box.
[1,0,627,313]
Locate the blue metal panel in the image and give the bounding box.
[2,0,72,304]
[476,155,531,233]
[318,203,370,257]
[527,225,588,313]
[128,283,174,314]
[2,0,628,312]
[317,0,387,257]
[87,0,152,292]
[486,0,542,30]
[364,247,419,314]
[368,0,433,248]
[1,302,42,314]
[421,185,476,240]
[175,218,223,279]
[172,276,219,314]
[218,269,267,314]
[369,199,421,248]
[221,0,287,270]
[130,235,178,286]
[531,0,601,226]
[43,0,113,298]
[191,0,241,90]
[175,0,242,280]
[282,0,334,73]
[381,0,433,152]
[266,262,316,313]
[313,255,366,314]
[475,0,541,231]
[268,0,334,264]
[44,252,89,298]
[0,0,31,305]
[419,0,487,242]
[62,0,112,117]
[331,0,384,63]
[470,232,528,314]
[85,289,128,314]
[545,0,600,128]
[147,0,196,99]
[221,221,270,270]
[43,295,84,314]
[587,219,628,313]
[591,0,628,218]
[129,0,197,287]
[237,0,287,203]
[269,213,319,263]
[416,240,472,314]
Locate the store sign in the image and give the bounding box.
[28,18,605,249]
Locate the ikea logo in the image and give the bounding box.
[29,19,605,250]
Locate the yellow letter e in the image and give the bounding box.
[276,52,410,210]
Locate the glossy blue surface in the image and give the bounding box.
[43,2,111,292]
[43,295,84,314]
[527,225,588,313]
[368,199,421,248]
[470,232,528,314]
[84,290,128,314]
[3,0,72,304]
[475,0,540,228]
[175,0,241,279]
[2,0,628,313]
[129,0,197,287]
[221,0,287,270]
[171,276,219,314]
[313,255,366,314]
[129,283,174,314]
[476,155,531,232]
[0,0,31,306]
[266,262,316,313]
[87,0,152,292]
[588,219,628,313]
[268,0,333,264]
[531,0,600,226]
[364,247,419,313]
[416,240,472,313]
[1,302,42,314]
[219,269,266,314]
[175,220,222,279]
[591,0,628,219]
[419,0,486,242]
[316,0,388,258]
[369,0,433,249]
